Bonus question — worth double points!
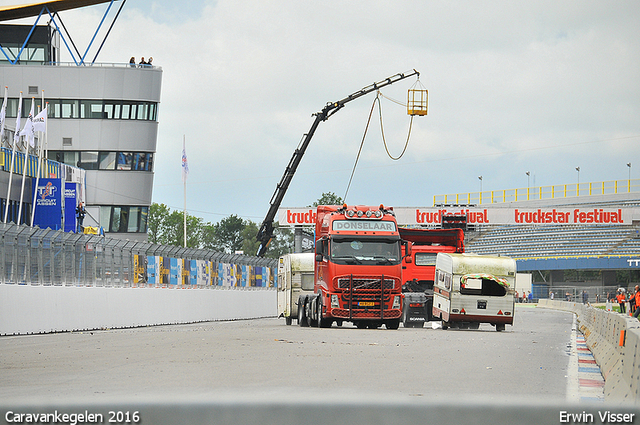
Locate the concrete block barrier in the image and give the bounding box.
[0,284,277,335]
[537,299,640,403]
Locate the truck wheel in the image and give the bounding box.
[285,316,292,326]
[298,301,309,327]
[402,309,412,328]
[386,320,400,330]
[441,320,449,330]
[317,301,332,328]
[307,300,318,327]
[356,322,367,329]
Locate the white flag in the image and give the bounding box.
[33,106,47,133]
[19,97,35,147]
[181,139,189,183]
[0,87,7,144]
[13,92,22,146]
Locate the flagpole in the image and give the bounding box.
[17,97,35,225]
[4,91,21,223]
[183,135,187,248]
[31,95,47,226]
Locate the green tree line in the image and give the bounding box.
[147,192,343,259]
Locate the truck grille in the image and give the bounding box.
[336,277,396,291]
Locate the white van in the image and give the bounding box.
[432,253,516,331]
[277,253,315,325]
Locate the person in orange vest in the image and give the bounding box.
[616,289,626,314]
[633,286,640,319]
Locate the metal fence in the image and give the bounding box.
[0,222,277,288]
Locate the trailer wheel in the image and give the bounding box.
[356,322,367,329]
[468,322,480,330]
[298,300,308,327]
[441,320,449,330]
[336,320,343,327]
[496,323,505,332]
[285,316,292,326]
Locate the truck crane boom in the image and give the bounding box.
[256,69,420,257]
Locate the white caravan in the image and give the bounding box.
[432,253,516,331]
[277,253,315,325]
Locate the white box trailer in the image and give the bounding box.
[432,253,516,331]
[277,253,315,325]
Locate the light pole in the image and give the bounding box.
[576,167,580,196]
[478,175,483,192]
[526,171,530,188]
[627,162,632,192]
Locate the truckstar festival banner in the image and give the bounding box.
[279,207,640,226]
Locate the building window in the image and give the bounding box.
[78,151,99,170]
[100,205,149,233]
[117,152,132,170]
[48,150,153,172]
[80,100,104,119]
[61,100,79,118]
[98,152,116,170]
[3,98,157,121]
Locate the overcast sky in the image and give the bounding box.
[56,0,640,223]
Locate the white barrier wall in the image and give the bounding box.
[538,299,640,404]
[0,284,277,335]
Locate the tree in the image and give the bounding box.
[214,214,246,253]
[313,192,343,207]
[148,203,171,244]
[148,202,203,248]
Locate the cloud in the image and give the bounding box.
[55,0,640,222]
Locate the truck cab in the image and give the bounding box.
[399,228,464,328]
[298,204,405,329]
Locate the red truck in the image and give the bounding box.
[399,227,465,327]
[297,204,405,329]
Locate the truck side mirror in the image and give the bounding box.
[402,240,410,259]
[404,256,413,263]
[315,238,326,261]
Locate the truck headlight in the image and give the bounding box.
[392,296,401,310]
[331,294,340,308]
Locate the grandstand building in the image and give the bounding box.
[0,1,161,242]
[439,181,640,300]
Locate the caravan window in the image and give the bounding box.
[460,276,507,297]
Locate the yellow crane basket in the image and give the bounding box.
[407,79,428,116]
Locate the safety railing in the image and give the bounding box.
[0,222,277,288]
[434,179,640,205]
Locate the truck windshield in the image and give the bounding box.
[330,239,400,265]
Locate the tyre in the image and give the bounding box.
[402,308,412,328]
[317,300,332,328]
[298,301,308,327]
[441,320,449,330]
[496,323,505,332]
[468,322,480,330]
[306,298,318,327]
[356,321,367,329]
[386,320,400,330]
[285,316,292,326]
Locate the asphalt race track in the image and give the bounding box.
[0,305,573,402]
